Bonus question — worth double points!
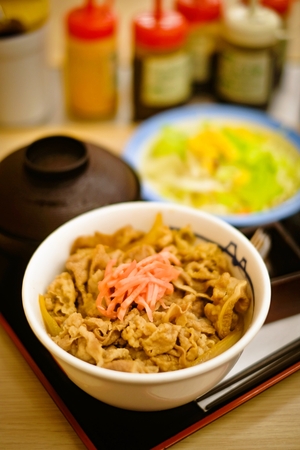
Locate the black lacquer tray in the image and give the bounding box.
[0,213,299,450]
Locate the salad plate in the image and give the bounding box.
[123,104,300,227]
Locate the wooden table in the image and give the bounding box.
[1,320,299,450]
[1,1,300,448]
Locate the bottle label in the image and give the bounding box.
[216,46,272,104]
[188,23,219,83]
[141,52,191,106]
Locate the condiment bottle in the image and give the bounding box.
[214,2,282,109]
[65,0,117,120]
[0,0,50,127]
[132,0,191,121]
[243,0,291,85]
[175,0,222,94]
[263,0,290,87]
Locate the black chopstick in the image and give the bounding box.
[200,347,300,411]
[196,336,300,411]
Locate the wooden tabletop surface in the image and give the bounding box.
[1,1,300,449]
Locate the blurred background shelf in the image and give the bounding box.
[0,0,299,162]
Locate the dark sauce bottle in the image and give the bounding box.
[175,0,222,95]
[132,0,191,122]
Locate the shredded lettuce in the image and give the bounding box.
[141,123,300,215]
[150,126,187,159]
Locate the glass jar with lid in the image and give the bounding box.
[214,4,283,108]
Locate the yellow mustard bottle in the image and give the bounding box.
[65,0,117,120]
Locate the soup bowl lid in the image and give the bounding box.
[0,135,140,256]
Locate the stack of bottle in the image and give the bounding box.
[63,0,287,122]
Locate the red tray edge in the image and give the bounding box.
[1,312,299,450]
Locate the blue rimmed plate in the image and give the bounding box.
[123,104,300,228]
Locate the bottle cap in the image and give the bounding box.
[66,0,116,40]
[133,6,188,51]
[222,4,282,48]
[175,0,221,23]
[261,0,290,16]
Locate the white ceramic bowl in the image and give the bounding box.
[22,202,271,411]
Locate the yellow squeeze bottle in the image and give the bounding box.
[65,0,117,120]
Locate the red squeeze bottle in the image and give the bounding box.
[132,0,191,121]
[65,0,117,120]
[175,0,222,94]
